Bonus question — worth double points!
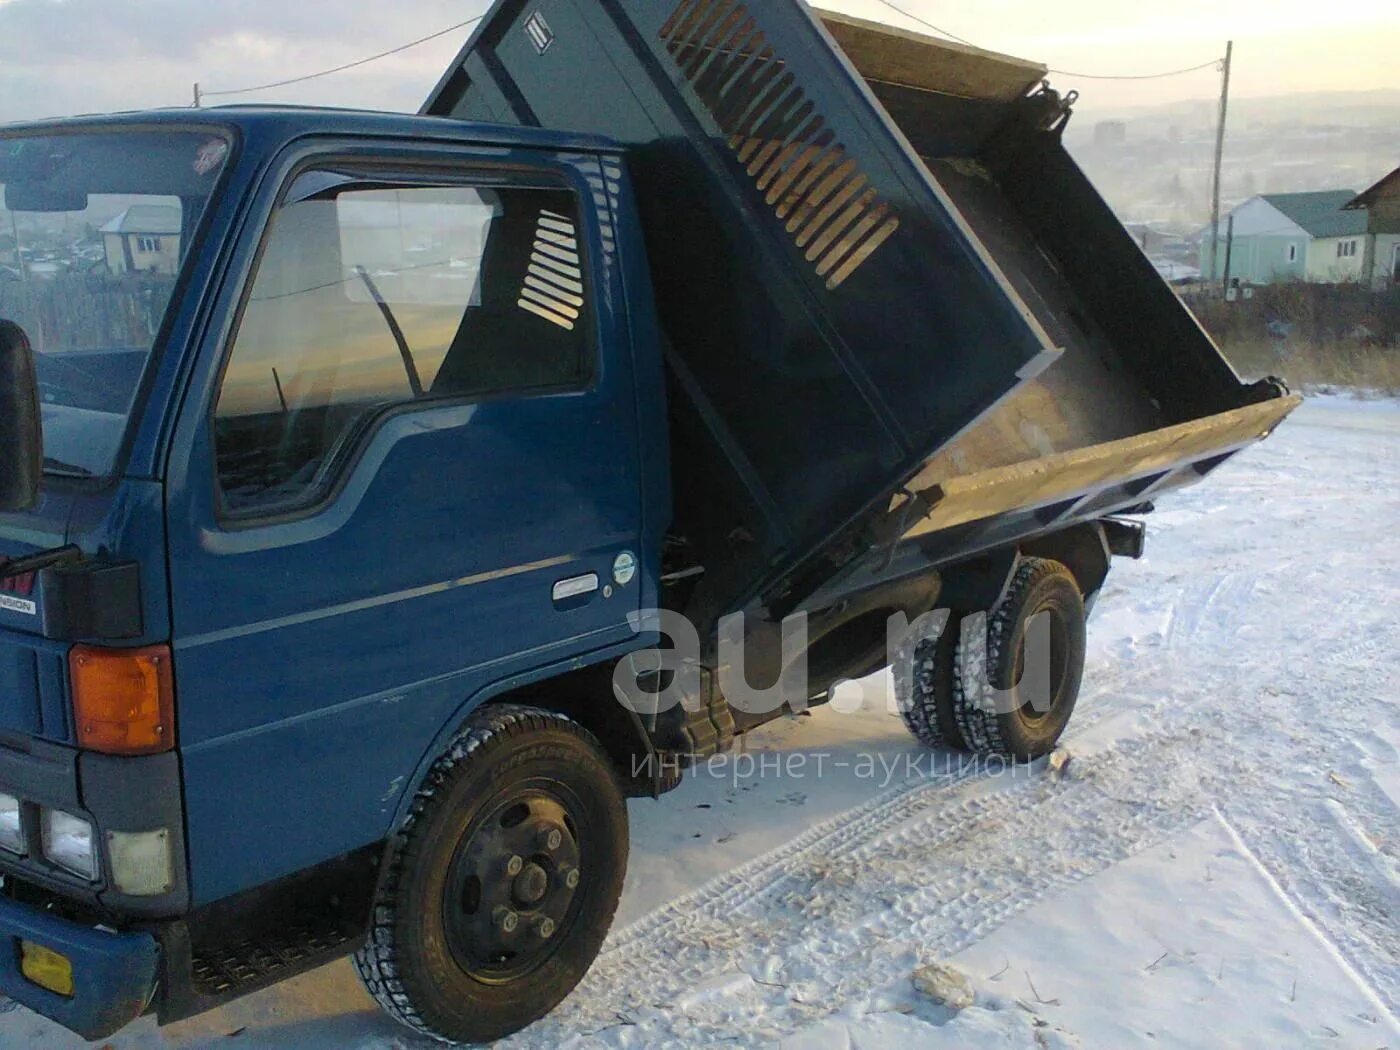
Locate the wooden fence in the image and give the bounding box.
[0,273,178,352]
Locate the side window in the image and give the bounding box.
[214,172,591,515]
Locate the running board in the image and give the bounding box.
[156,847,379,1024]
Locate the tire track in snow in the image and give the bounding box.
[1097,640,1400,1014]
[1217,780,1400,1014]
[1215,806,1400,1030]
[502,725,1211,1047]
[1163,571,1264,652]
[606,698,1114,960]
[1099,562,1400,1015]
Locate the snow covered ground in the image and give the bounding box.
[5,394,1397,1049]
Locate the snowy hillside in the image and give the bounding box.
[5,394,1396,1049]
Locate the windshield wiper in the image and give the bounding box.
[42,456,93,477]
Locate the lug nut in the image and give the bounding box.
[494,907,520,934]
[537,918,556,939]
[506,855,524,876]
[565,868,581,890]
[542,828,563,851]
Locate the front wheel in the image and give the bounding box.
[355,704,628,1044]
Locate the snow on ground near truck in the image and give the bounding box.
[5,394,1397,1049]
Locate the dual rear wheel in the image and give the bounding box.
[895,557,1087,761]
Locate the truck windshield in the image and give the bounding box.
[0,129,230,477]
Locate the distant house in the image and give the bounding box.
[1346,167,1400,289]
[101,205,181,276]
[1123,222,1179,255]
[1206,191,1370,286]
[1125,221,1198,282]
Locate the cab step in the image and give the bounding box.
[157,846,379,1024]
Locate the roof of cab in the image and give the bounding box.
[0,104,624,154]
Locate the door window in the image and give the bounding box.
[214,172,591,515]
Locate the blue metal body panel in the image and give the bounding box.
[145,115,659,904]
[0,109,665,910]
[0,894,160,1041]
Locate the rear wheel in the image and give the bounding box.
[355,704,628,1045]
[893,611,970,751]
[951,558,1086,761]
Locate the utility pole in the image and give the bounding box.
[272,368,289,413]
[1206,41,1234,293]
[1221,213,1235,299]
[193,83,203,108]
[8,210,28,284]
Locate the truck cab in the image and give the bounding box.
[0,108,669,1040]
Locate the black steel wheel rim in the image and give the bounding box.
[442,780,586,984]
[1012,605,1071,727]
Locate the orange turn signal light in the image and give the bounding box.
[69,645,175,756]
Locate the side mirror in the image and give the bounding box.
[0,321,42,512]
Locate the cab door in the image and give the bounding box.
[164,144,646,904]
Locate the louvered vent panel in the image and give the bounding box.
[519,209,583,331]
[660,0,900,290]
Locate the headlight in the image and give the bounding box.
[0,794,23,855]
[41,809,96,881]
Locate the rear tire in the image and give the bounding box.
[355,704,628,1045]
[893,611,970,751]
[951,558,1086,761]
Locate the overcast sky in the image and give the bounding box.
[1,0,1397,124]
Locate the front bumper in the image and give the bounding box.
[0,894,158,1041]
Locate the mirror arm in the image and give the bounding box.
[0,544,82,579]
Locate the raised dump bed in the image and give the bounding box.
[426,0,1299,629]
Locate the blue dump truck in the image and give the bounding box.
[0,0,1298,1042]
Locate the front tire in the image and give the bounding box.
[355,704,628,1045]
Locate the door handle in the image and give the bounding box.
[552,573,600,605]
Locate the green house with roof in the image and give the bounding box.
[1206,190,1372,286]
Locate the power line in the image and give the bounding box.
[200,16,484,99]
[868,0,976,47]
[867,0,1224,82]
[1049,58,1224,81]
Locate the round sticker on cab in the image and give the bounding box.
[193,138,229,176]
[613,551,637,587]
